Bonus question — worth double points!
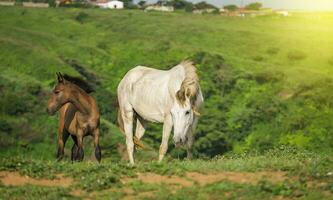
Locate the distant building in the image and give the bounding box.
[22,2,49,7]
[276,10,289,17]
[145,5,174,12]
[193,8,216,14]
[220,7,274,17]
[95,0,124,9]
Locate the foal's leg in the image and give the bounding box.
[57,130,69,161]
[135,117,146,141]
[76,129,84,162]
[159,114,173,162]
[123,108,135,165]
[71,135,78,162]
[92,128,102,163]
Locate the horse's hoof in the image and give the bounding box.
[56,157,63,162]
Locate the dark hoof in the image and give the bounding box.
[56,156,63,162]
[71,145,78,162]
[95,146,102,163]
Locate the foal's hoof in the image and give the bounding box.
[56,157,63,162]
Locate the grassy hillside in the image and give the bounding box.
[1,7,333,156]
[0,6,333,200]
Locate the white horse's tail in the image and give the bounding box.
[117,108,147,149]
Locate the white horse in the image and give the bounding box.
[117,61,204,164]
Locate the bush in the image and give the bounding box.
[253,55,264,62]
[75,12,89,24]
[287,50,307,61]
[266,47,279,55]
[48,0,56,7]
[245,2,262,10]
[194,1,217,10]
[184,3,194,12]
[328,56,333,66]
[224,4,237,12]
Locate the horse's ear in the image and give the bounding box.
[57,72,64,83]
[176,88,186,105]
[185,88,191,98]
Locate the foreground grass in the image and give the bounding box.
[0,148,332,199]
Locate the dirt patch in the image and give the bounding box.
[186,171,287,185]
[123,172,193,187]
[123,171,289,188]
[0,171,73,187]
[121,189,155,200]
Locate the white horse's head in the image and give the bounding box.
[172,64,200,146]
[171,97,194,146]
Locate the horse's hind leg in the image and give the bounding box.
[57,130,69,161]
[76,129,85,162]
[93,128,101,163]
[70,135,78,162]
[135,117,146,141]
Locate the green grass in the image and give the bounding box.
[0,148,332,199]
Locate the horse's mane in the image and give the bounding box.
[176,60,199,106]
[63,74,95,94]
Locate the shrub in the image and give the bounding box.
[75,12,89,24]
[224,4,237,12]
[0,93,31,115]
[184,3,194,12]
[328,56,333,66]
[194,1,217,10]
[245,2,262,10]
[253,55,264,62]
[48,0,56,7]
[266,47,279,55]
[287,50,307,61]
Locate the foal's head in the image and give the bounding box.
[47,73,73,115]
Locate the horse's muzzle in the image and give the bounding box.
[173,136,187,147]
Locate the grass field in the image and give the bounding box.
[0,6,333,199]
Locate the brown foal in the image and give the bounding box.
[47,73,101,162]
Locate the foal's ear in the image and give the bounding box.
[56,72,64,83]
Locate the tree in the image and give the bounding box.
[245,2,262,10]
[184,2,194,12]
[167,0,192,9]
[137,0,146,7]
[223,4,237,12]
[120,0,136,9]
[194,1,217,10]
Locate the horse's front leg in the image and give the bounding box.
[123,109,135,165]
[159,114,173,162]
[76,129,84,162]
[57,130,69,161]
[186,116,199,159]
[92,128,102,163]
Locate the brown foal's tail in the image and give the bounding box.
[117,109,146,149]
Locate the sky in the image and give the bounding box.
[134,0,333,10]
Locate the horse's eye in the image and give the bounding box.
[185,111,190,115]
[54,90,60,94]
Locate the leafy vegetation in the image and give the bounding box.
[0,6,332,199]
[245,2,263,11]
[0,7,333,157]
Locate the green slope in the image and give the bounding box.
[0,7,333,159]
